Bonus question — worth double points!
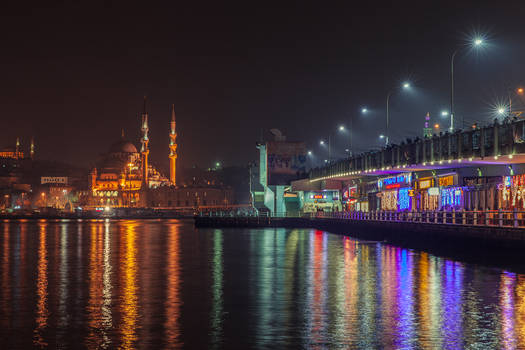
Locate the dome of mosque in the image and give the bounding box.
[109,140,138,154]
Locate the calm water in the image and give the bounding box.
[0,219,524,349]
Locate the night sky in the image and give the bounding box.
[1,2,525,170]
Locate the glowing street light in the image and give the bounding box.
[361,107,368,114]
[441,110,449,117]
[379,134,385,139]
[319,140,325,146]
[339,125,345,131]
[518,87,524,95]
[450,35,488,131]
[307,150,312,156]
[497,107,506,115]
[385,81,412,145]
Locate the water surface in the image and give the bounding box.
[0,219,523,349]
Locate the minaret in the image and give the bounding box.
[30,137,35,160]
[15,137,20,159]
[141,97,150,187]
[169,104,178,186]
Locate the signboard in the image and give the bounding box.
[418,177,433,190]
[438,175,454,187]
[41,177,68,185]
[427,187,440,196]
[378,174,412,190]
[267,141,307,186]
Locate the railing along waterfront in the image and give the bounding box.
[310,118,525,181]
[199,209,525,228]
[317,209,525,228]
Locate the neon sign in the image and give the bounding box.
[378,174,412,190]
[441,187,464,208]
[398,187,411,211]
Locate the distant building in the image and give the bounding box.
[0,138,34,211]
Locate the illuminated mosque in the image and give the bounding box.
[88,98,232,208]
[88,99,177,207]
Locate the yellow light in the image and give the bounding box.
[434,124,439,129]
[518,88,524,95]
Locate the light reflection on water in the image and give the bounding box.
[1,219,525,348]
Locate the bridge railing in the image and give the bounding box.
[315,209,525,228]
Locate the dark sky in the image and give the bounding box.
[1,1,525,170]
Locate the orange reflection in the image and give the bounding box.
[33,222,49,347]
[101,221,113,347]
[1,223,9,328]
[120,221,138,349]
[416,253,442,349]
[86,223,104,348]
[515,275,525,347]
[165,222,181,345]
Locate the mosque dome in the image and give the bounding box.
[109,140,138,154]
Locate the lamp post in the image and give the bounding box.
[320,135,331,163]
[450,36,485,131]
[386,82,411,145]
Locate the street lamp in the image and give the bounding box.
[361,107,368,114]
[441,110,449,117]
[450,35,487,131]
[385,81,411,145]
[320,136,331,163]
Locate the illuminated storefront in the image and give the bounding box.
[342,186,357,211]
[416,176,437,211]
[378,174,412,211]
[501,175,525,209]
[440,186,466,210]
[303,190,341,213]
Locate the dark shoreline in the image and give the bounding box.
[0,214,194,220]
[195,216,525,274]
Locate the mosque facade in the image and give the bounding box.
[87,99,233,209]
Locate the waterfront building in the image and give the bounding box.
[0,138,35,211]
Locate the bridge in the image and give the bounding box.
[309,118,525,182]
